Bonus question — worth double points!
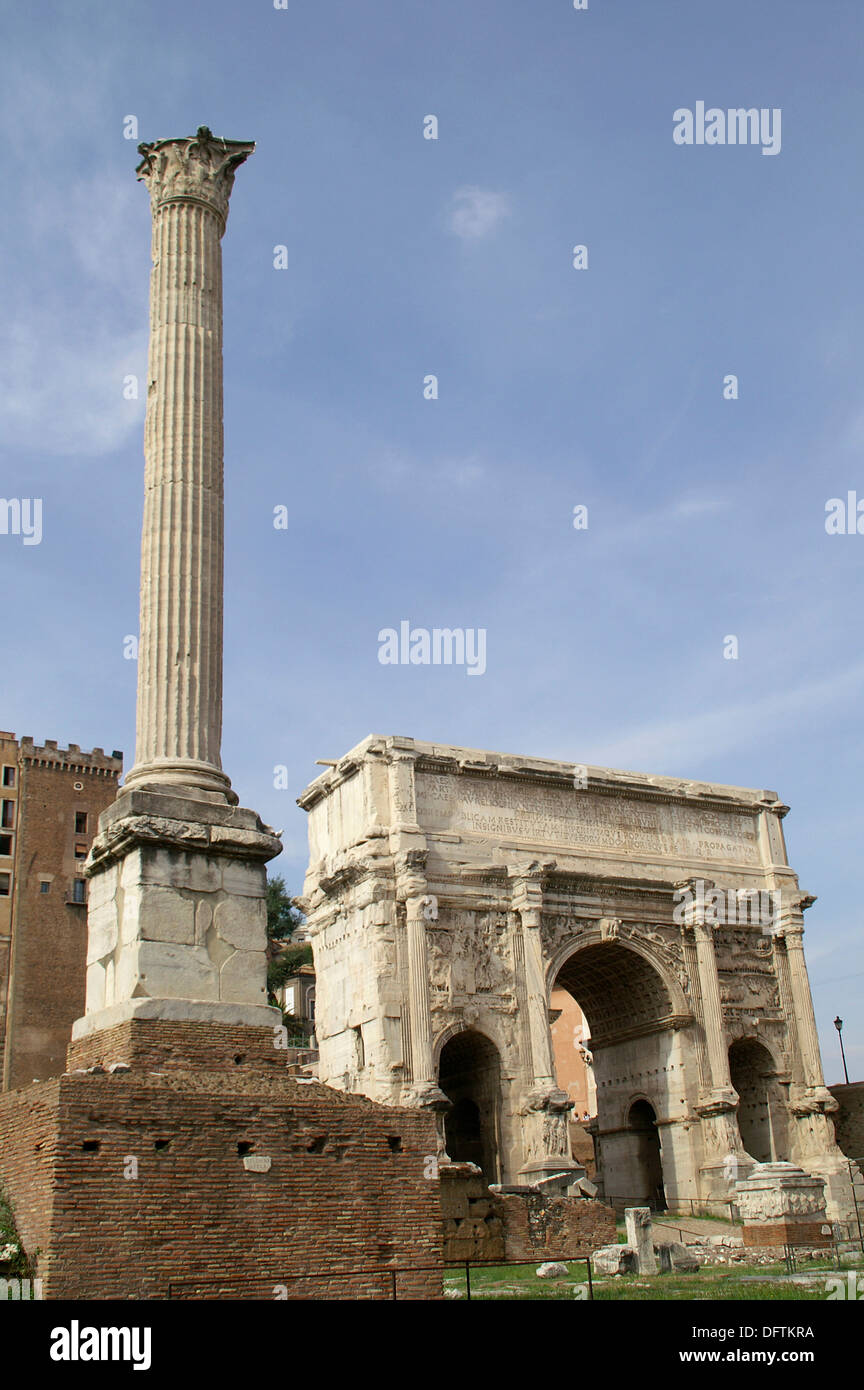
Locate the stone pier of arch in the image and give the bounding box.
[298,734,862,1223]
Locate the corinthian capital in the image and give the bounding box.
[136,126,255,225]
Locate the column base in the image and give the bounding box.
[123,759,238,804]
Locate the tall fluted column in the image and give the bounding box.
[510,867,577,1180]
[677,878,751,1195]
[125,127,254,801]
[510,872,556,1087]
[768,890,864,1222]
[775,895,826,1092]
[386,745,447,1111]
[72,128,282,1044]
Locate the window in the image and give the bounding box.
[39,881,50,894]
[0,873,10,897]
[1,801,13,828]
[74,812,88,835]
[72,879,86,904]
[1,766,14,788]
[0,835,12,858]
[74,843,87,859]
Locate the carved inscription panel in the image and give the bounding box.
[415,772,760,867]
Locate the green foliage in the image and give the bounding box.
[266,874,304,947]
[267,943,313,995]
[265,875,312,1007]
[0,1185,31,1279]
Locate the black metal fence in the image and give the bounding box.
[166,1255,596,1301]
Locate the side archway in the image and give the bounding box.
[729,1037,788,1163]
[437,1028,502,1185]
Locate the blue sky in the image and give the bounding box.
[1,0,862,1081]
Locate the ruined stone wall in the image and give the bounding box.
[439,1164,615,1264]
[493,1191,616,1262]
[830,1083,864,1163]
[0,1022,443,1300]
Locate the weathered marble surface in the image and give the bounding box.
[298,735,859,1219]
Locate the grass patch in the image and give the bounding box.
[442,1260,864,1302]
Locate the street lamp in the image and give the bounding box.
[834,1016,850,1085]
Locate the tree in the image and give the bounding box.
[265,875,311,1001]
[266,874,304,950]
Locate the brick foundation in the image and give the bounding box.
[742,1221,829,1248]
[0,1020,443,1299]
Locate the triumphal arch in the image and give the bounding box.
[298,735,858,1219]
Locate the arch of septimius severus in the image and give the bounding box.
[299,734,862,1220]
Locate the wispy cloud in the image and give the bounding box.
[583,661,864,775]
[447,187,512,241]
[0,54,149,459]
[368,448,487,494]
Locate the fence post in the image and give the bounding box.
[390,1268,397,1301]
[586,1255,593,1301]
[465,1260,471,1301]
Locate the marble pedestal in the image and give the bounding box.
[72,787,282,1039]
[735,1161,829,1247]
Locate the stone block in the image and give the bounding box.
[221,860,266,898]
[656,1241,700,1273]
[136,940,219,1001]
[536,1261,568,1279]
[138,886,196,945]
[112,943,141,1002]
[84,962,107,1015]
[86,903,119,964]
[219,949,269,1005]
[213,896,266,951]
[195,901,213,943]
[591,1244,636,1275]
[625,1206,657,1275]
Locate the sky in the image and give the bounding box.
[1,0,862,1082]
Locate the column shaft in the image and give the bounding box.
[125,127,254,800]
[136,198,225,775]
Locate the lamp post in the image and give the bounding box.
[833,1016,850,1085]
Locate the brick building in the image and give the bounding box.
[0,734,122,1090]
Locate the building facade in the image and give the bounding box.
[299,734,862,1220]
[0,734,122,1089]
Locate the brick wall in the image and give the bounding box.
[3,741,121,1090]
[0,1022,443,1300]
[830,1082,864,1163]
[0,1076,60,1260]
[492,1191,616,1261]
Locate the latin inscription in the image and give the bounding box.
[415,773,760,865]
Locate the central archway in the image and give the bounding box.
[550,938,683,1210]
[438,1029,501,1185]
